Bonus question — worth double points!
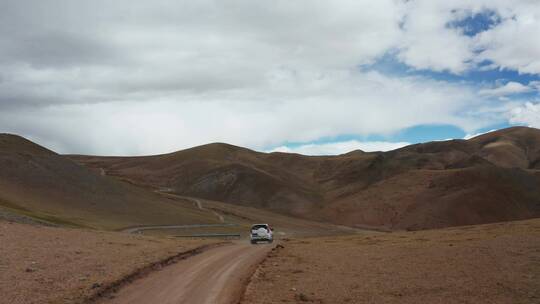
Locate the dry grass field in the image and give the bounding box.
[0,221,218,304]
[243,218,540,304]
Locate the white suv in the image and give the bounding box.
[250,224,273,244]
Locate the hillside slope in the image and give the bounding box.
[0,134,219,229]
[70,127,540,230]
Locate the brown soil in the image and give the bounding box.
[242,218,540,304]
[70,126,540,230]
[0,221,217,304]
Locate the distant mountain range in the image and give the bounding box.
[68,126,540,230]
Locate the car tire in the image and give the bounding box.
[251,240,257,244]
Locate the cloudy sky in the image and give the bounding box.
[1,0,540,155]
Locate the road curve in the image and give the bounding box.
[120,224,237,234]
[104,242,273,304]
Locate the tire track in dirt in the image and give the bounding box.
[99,242,273,304]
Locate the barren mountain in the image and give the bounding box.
[0,134,219,229]
[70,127,540,230]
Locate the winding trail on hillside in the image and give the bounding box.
[210,209,225,223]
[103,242,273,304]
[156,191,226,223]
[188,196,225,222]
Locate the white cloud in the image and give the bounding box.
[0,70,492,155]
[268,140,410,156]
[397,1,540,74]
[479,81,533,97]
[509,102,540,128]
[474,2,540,74]
[397,1,476,74]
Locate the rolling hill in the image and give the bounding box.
[70,127,540,230]
[0,134,220,229]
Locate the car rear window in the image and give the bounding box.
[251,225,268,230]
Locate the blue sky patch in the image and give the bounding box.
[362,54,540,86]
[448,10,502,37]
[268,122,524,153]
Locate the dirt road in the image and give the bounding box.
[103,242,273,304]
